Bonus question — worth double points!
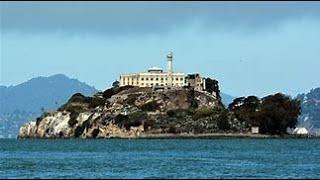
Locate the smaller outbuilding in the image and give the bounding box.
[292,127,309,135]
[251,126,259,134]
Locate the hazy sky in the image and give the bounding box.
[1,2,320,97]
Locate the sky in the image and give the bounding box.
[1,2,320,98]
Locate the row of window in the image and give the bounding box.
[122,78,185,85]
[122,77,184,81]
[140,77,184,81]
[141,83,184,86]
[122,82,137,85]
[121,82,185,86]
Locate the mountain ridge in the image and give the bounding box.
[0,74,98,138]
[296,87,320,134]
[0,74,98,114]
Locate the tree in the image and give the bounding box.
[228,96,260,126]
[259,93,301,134]
[112,80,120,89]
[217,109,231,131]
[228,97,246,110]
[228,93,301,134]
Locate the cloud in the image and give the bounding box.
[1,2,320,35]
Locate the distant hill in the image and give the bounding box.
[0,74,97,114]
[220,93,234,107]
[296,87,320,132]
[0,74,98,138]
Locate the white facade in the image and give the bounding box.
[119,52,187,88]
[120,71,186,87]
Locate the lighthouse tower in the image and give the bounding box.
[167,51,173,87]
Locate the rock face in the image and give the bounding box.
[18,84,231,139]
[296,88,320,134]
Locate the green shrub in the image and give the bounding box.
[166,109,188,118]
[168,125,177,133]
[67,93,92,104]
[192,107,217,120]
[74,119,91,137]
[91,128,100,138]
[125,95,137,105]
[68,111,78,127]
[187,89,199,108]
[140,100,159,111]
[89,97,105,108]
[167,110,175,117]
[102,86,135,99]
[64,105,86,114]
[217,109,231,131]
[59,93,92,112]
[143,119,156,130]
[114,112,147,130]
[102,88,115,99]
[114,114,129,125]
[36,117,42,126]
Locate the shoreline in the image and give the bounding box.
[136,133,277,139]
[15,133,320,140]
[134,133,318,139]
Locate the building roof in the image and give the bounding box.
[121,72,186,76]
[148,66,163,71]
[293,127,309,135]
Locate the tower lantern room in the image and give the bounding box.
[167,51,173,73]
[167,51,173,87]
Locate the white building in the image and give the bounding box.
[292,127,309,135]
[119,52,187,88]
[251,126,259,134]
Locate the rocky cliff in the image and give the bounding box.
[296,88,320,133]
[19,80,245,138]
[0,74,97,138]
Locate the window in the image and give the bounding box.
[165,78,168,80]
[150,83,153,86]
[180,78,183,81]
[141,83,144,85]
[156,78,159,81]
[161,78,164,81]
[176,78,179,81]
[151,78,153,81]
[146,78,149,80]
[141,78,144,81]
[156,83,159,86]
[146,83,149,86]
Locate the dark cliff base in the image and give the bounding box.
[17,133,319,139]
[18,85,304,139]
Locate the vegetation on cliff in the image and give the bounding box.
[228,93,301,134]
[18,82,301,138]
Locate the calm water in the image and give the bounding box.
[1,138,320,179]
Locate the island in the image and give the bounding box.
[18,52,301,139]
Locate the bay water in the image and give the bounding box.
[1,138,319,178]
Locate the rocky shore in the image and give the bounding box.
[18,80,251,139]
[18,78,302,139]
